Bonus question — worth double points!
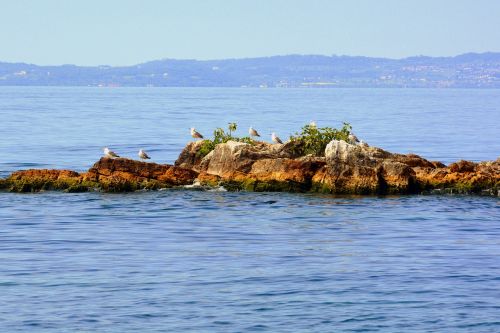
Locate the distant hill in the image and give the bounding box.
[1,53,500,88]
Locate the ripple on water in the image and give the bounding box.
[3,192,498,332]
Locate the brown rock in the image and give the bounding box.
[320,140,417,194]
[84,157,197,186]
[197,171,221,186]
[1,140,498,195]
[448,160,477,173]
[5,169,84,192]
[9,169,81,181]
[416,159,499,192]
[393,153,437,168]
[174,141,207,172]
[250,157,325,183]
[201,141,294,177]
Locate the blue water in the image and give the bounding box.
[0,87,499,332]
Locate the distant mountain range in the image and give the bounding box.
[1,53,500,88]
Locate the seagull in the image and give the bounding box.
[103,147,120,158]
[309,120,317,128]
[138,149,151,161]
[190,127,204,139]
[271,132,283,144]
[249,126,261,138]
[359,140,369,148]
[348,133,360,145]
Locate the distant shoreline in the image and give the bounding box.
[1,52,499,88]
[0,85,499,90]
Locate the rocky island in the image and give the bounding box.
[1,138,499,196]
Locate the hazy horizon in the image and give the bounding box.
[2,0,500,66]
[2,51,499,68]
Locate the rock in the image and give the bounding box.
[325,139,366,164]
[380,161,417,193]
[2,158,198,193]
[192,140,325,192]
[1,140,498,195]
[319,140,417,194]
[393,153,439,169]
[196,171,221,187]
[431,161,447,168]
[9,169,81,181]
[174,140,207,172]
[416,159,499,193]
[200,140,295,177]
[4,169,88,192]
[83,157,198,191]
[448,160,476,173]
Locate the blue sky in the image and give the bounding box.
[1,0,500,66]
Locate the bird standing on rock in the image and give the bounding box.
[138,149,151,161]
[249,126,260,138]
[348,133,360,145]
[190,128,204,139]
[103,147,120,158]
[271,132,283,144]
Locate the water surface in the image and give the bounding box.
[0,87,499,332]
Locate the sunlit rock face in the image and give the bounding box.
[318,140,417,194]
[1,141,498,195]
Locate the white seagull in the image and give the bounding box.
[190,127,204,139]
[348,133,360,145]
[271,132,283,144]
[249,126,261,138]
[138,149,151,161]
[359,140,369,148]
[309,120,317,128]
[103,147,120,158]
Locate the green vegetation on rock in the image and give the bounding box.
[289,122,352,156]
[197,122,254,158]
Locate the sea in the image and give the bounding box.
[0,87,499,332]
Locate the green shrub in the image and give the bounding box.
[289,122,352,156]
[196,123,254,158]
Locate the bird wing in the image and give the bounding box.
[255,130,261,137]
[144,152,151,159]
[109,151,120,157]
[194,131,204,139]
[276,136,283,144]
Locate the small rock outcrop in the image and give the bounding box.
[4,169,86,192]
[414,159,500,194]
[1,141,498,195]
[1,158,197,192]
[176,139,498,195]
[84,157,197,191]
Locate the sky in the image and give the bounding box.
[1,0,500,66]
